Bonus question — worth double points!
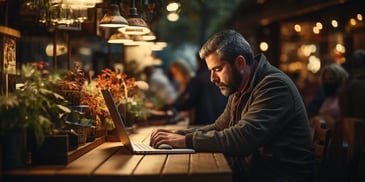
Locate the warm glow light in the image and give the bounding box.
[142,32,156,41]
[350,18,357,26]
[307,55,321,73]
[167,12,179,22]
[299,44,317,57]
[310,44,317,53]
[331,19,338,28]
[357,13,363,21]
[316,22,323,30]
[166,2,180,12]
[294,24,301,32]
[118,26,151,35]
[335,43,346,54]
[45,43,67,56]
[259,42,269,52]
[313,26,320,34]
[151,42,167,51]
[288,62,303,72]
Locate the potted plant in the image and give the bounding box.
[57,62,85,105]
[0,63,70,169]
[55,62,98,145]
[95,68,149,130]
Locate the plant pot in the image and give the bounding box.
[71,126,87,145]
[31,135,69,165]
[58,90,82,105]
[1,127,27,169]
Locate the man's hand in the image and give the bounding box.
[150,129,186,148]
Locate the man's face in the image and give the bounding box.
[205,52,242,96]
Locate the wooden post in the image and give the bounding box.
[67,31,71,70]
[53,28,58,71]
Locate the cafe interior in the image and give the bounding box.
[1,0,365,181]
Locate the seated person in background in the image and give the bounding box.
[150,29,315,182]
[171,52,227,125]
[318,63,348,120]
[168,59,194,95]
[339,49,365,121]
[143,66,178,107]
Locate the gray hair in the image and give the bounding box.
[199,29,255,66]
[320,63,349,85]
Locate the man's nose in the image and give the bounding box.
[210,72,218,83]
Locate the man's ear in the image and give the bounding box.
[235,55,246,70]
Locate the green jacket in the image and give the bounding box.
[177,53,315,181]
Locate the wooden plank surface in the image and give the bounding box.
[57,142,120,175]
[94,146,142,175]
[3,121,232,182]
[163,154,190,175]
[133,155,167,176]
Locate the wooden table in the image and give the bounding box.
[2,122,232,182]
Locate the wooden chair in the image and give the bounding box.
[310,115,333,181]
[326,117,365,182]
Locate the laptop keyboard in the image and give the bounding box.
[132,142,157,151]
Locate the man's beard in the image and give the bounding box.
[217,68,242,96]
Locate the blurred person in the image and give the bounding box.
[339,50,365,120]
[171,52,228,125]
[143,66,178,106]
[306,87,325,118]
[150,30,315,182]
[318,63,349,120]
[168,59,194,94]
[306,55,335,118]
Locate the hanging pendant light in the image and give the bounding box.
[118,0,151,35]
[142,32,156,41]
[108,32,132,44]
[99,4,129,28]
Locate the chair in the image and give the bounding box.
[326,117,365,182]
[310,115,333,181]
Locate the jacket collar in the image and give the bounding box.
[235,53,270,96]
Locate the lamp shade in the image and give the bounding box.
[118,4,150,35]
[123,35,153,46]
[108,32,132,44]
[118,17,151,35]
[99,4,129,28]
[142,32,156,41]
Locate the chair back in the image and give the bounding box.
[327,117,365,181]
[310,115,333,181]
[310,116,332,160]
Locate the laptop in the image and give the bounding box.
[101,89,195,154]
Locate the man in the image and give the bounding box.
[150,30,315,181]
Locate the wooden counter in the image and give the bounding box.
[2,122,232,182]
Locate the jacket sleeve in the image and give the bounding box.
[174,95,233,135]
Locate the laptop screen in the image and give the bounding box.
[101,89,134,152]
[101,89,195,154]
